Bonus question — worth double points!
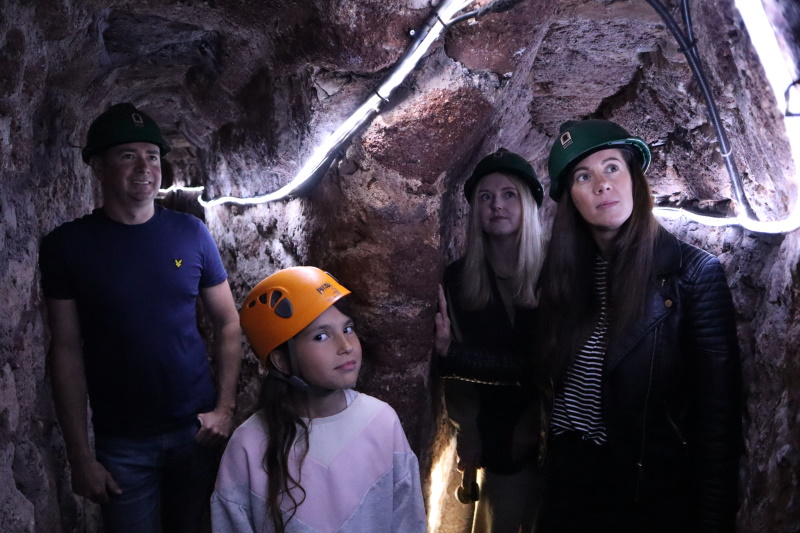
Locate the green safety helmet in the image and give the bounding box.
[464,148,544,207]
[81,103,171,163]
[547,119,651,200]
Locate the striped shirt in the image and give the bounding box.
[550,256,609,445]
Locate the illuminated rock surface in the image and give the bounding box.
[1,0,798,531]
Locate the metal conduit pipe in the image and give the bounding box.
[644,0,759,220]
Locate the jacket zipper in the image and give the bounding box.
[665,407,688,446]
[636,325,659,502]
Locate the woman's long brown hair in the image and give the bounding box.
[535,149,660,385]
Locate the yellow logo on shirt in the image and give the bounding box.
[174,259,183,268]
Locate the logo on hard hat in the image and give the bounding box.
[131,113,144,127]
[560,132,573,149]
[316,282,331,294]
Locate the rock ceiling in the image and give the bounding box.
[20,0,797,218]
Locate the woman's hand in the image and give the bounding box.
[455,427,482,471]
[434,284,452,357]
[510,406,539,464]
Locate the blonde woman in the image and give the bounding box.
[435,149,546,533]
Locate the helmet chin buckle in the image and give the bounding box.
[288,375,311,390]
[267,368,311,390]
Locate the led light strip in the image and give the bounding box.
[654,205,800,233]
[193,0,476,208]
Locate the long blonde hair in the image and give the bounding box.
[460,172,545,310]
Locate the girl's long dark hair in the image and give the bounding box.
[536,149,660,384]
[260,366,309,533]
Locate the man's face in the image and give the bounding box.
[93,142,162,207]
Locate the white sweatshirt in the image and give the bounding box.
[211,391,427,533]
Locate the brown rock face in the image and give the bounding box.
[1,0,799,531]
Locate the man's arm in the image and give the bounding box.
[196,280,242,447]
[46,298,121,503]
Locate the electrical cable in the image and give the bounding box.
[198,0,531,208]
[187,0,798,233]
[645,0,758,220]
[681,0,696,60]
[786,79,800,117]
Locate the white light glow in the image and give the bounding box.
[199,94,383,207]
[730,0,800,232]
[378,0,475,98]
[734,0,793,110]
[655,205,800,233]
[175,0,799,234]
[158,185,204,195]
[427,434,458,532]
[197,0,476,209]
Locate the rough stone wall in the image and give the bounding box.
[1,0,799,532]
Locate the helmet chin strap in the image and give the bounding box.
[266,367,309,389]
[285,338,311,390]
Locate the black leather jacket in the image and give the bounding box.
[544,228,742,532]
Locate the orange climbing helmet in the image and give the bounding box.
[240,266,351,364]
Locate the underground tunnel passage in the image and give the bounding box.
[1,0,799,531]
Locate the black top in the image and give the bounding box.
[440,258,537,474]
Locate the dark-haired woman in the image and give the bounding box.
[535,119,742,533]
[435,149,546,533]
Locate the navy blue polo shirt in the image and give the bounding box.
[40,206,227,436]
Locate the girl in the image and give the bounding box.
[535,119,742,532]
[212,266,426,533]
[434,149,546,533]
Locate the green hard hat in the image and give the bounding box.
[81,103,171,163]
[464,148,544,207]
[547,119,651,200]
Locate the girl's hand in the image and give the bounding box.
[434,284,451,357]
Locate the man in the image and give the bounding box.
[40,103,242,533]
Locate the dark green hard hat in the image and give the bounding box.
[81,103,171,163]
[547,119,651,200]
[464,148,544,207]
